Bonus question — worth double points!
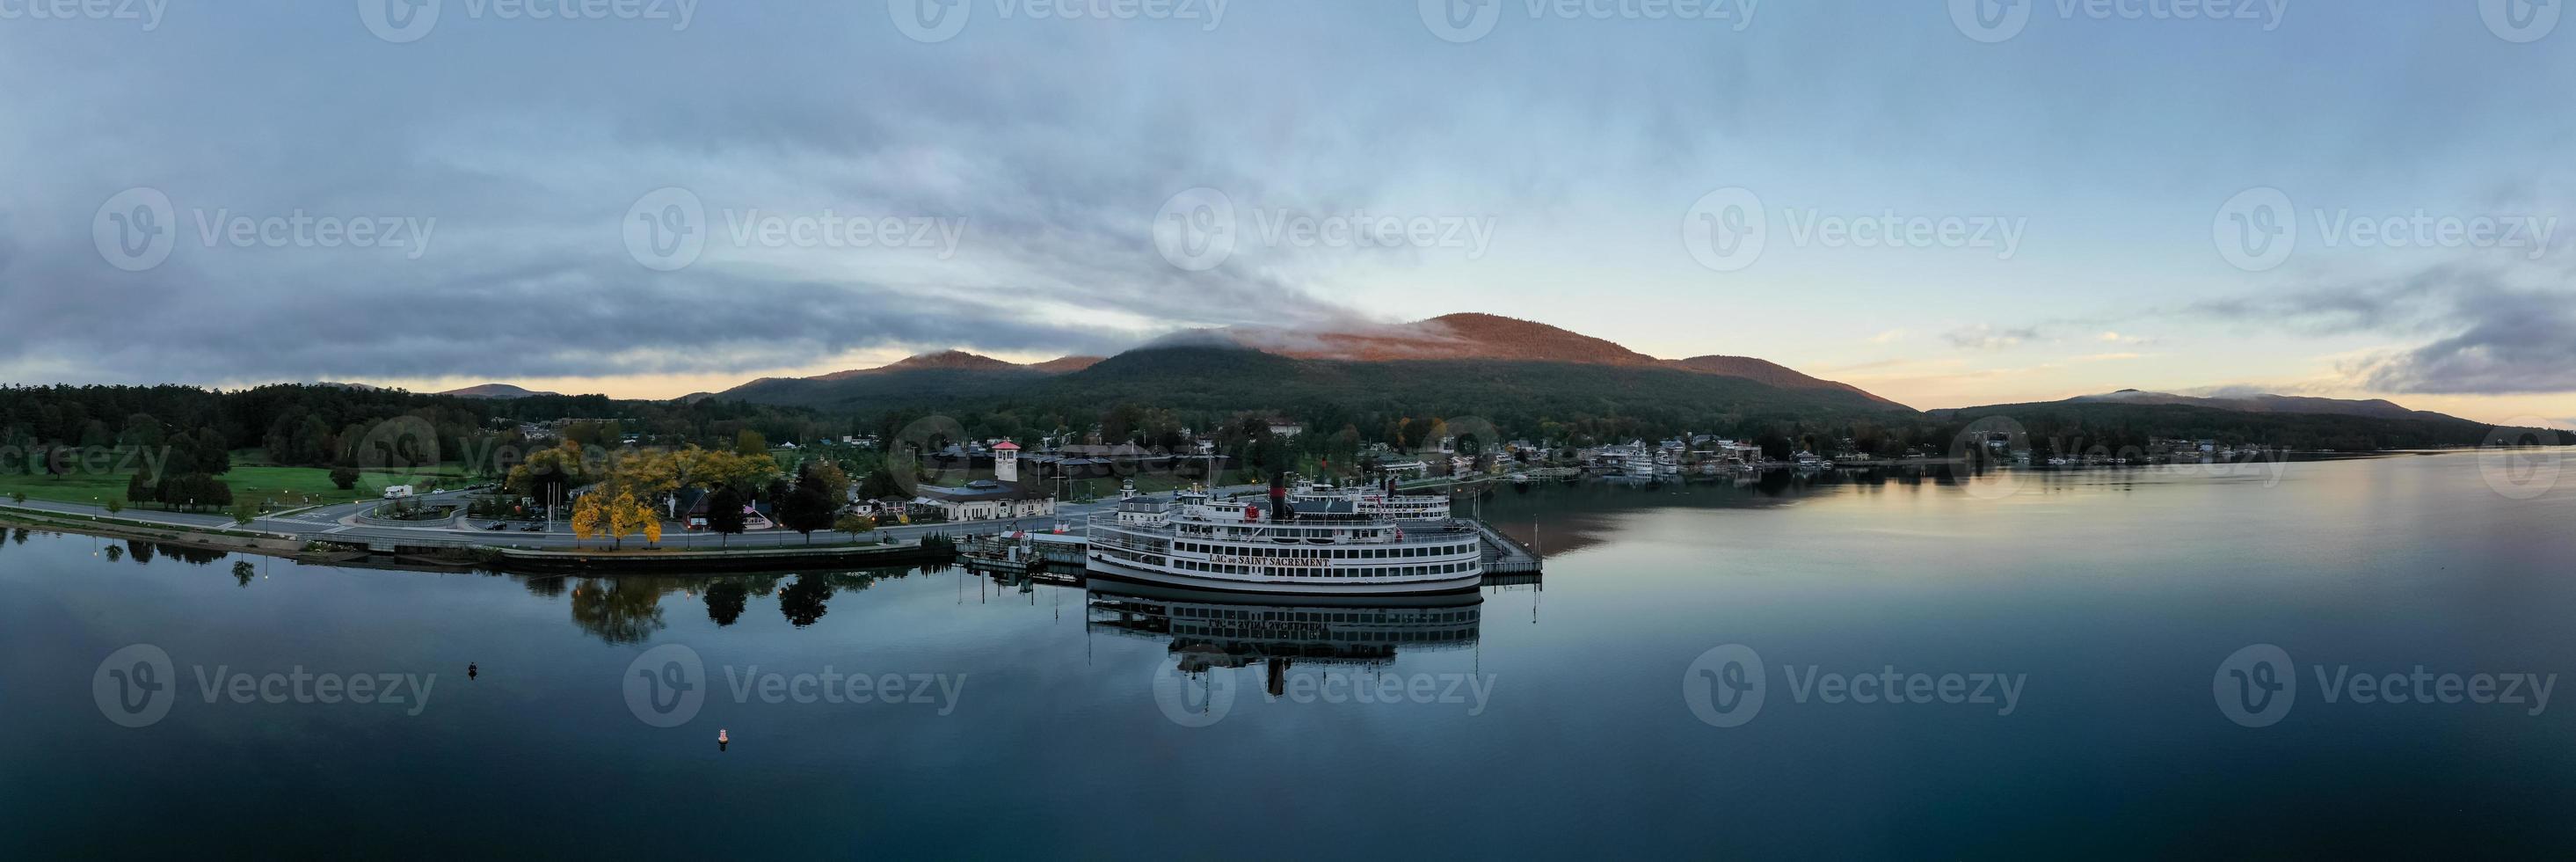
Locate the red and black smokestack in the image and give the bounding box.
[1270,471,1289,522]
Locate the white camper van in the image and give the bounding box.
[382,486,416,500]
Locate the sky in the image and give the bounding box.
[3,0,2571,426]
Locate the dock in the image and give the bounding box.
[1466,519,1543,576]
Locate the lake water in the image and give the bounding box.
[4,452,2572,858]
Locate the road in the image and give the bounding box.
[4,483,1282,551]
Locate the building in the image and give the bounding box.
[918,479,1057,522]
[993,441,1020,483]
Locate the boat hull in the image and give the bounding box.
[1085,554,1482,596]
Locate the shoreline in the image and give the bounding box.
[0,506,958,575]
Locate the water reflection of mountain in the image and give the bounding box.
[1087,581,1482,692]
[1473,469,1976,558]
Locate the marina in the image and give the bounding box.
[959,478,1541,593]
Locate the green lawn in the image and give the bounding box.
[0,452,484,512]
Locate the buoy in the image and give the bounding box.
[717,729,729,744]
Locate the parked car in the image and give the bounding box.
[484,522,507,530]
[520,523,545,532]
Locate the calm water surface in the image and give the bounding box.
[4,452,2573,858]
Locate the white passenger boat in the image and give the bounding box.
[1087,484,1484,595]
[1290,478,1452,521]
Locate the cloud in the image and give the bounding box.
[1943,325,2041,351]
[1868,329,1907,344]
[2354,287,2576,394]
[2169,264,2576,395]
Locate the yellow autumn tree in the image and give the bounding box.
[606,489,650,551]
[571,492,604,550]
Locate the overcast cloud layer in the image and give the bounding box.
[3,3,2569,413]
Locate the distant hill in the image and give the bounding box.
[1933,394,2509,450]
[717,314,1910,419]
[1672,355,1908,408]
[2067,389,2464,423]
[1033,344,1910,426]
[439,383,564,399]
[717,351,1102,407]
[1027,355,1105,374]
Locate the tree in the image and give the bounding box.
[736,429,769,457]
[603,489,654,551]
[704,581,747,626]
[641,499,665,548]
[105,499,124,515]
[126,472,153,507]
[777,465,838,544]
[778,573,832,627]
[7,491,24,505]
[834,513,876,543]
[571,493,604,550]
[329,465,360,490]
[706,486,746,547]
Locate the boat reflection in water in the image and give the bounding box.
[1085,579,1483,698]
